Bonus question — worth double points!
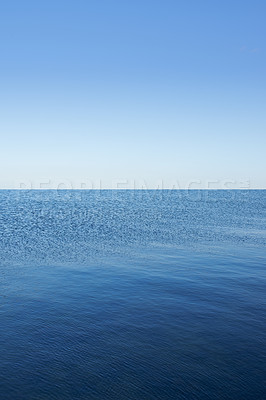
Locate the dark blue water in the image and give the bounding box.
[0,190,265,399]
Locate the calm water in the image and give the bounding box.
[0,190,265,399]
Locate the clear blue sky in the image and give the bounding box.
[0,0,265,188]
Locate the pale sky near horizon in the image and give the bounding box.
[0,0,265,189]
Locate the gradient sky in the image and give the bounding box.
[0,0,265,188]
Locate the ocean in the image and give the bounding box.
[0,190,265,399]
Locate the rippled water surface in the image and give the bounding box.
[0,190,265,399]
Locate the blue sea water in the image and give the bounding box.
[0,190,265,400]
